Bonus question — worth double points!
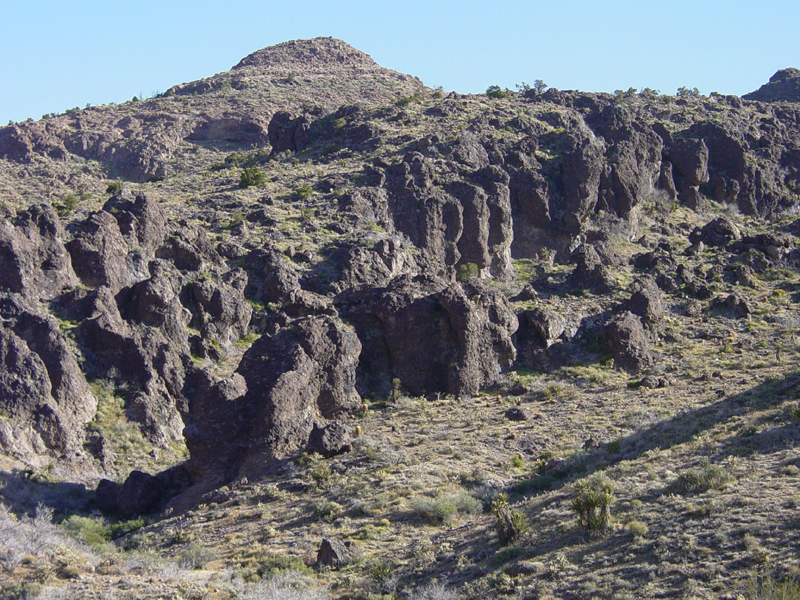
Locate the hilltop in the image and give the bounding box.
[1,37,800,600]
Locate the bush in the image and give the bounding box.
[295,185,314,200]
[311,500,342,521]
[456,262,479,281]
[106,181,123,194]
[491,493,529,544]
[486,85,512,99]
[61,515,109,546]
[412,493,480,525]
[257,555,314,579]
[178,543,216,569]
[239,166,267,188]
[677,86,701,97]
[571,473,614,533]
[670,462,734,495]
[746,573,800,600]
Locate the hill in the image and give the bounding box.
[1,37,800,600]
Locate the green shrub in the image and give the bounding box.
[106,181,123,194]
[572,473,614,533]
[456,262,479,281]
[311,464,331,485]
[61,515,110,546]
[394,92,423,107]
[491,493,529,544]
[257,554,313,579]
[486,85,512,99]
[412,493,480,525]
[677,86,701,97]
[311,499,342,521]
[670,462,734,495]
[239,166,267,188]
[331,117,347,130]
[295,185,314,200]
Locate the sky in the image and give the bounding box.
[1,0,798,124]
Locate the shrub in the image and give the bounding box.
[106,181,123,194]
[409,582,459,600]
[677,86,701,97]
[295,185,314,200]
[491,493,529,544]
[178,543,216,569]
[486,85,512,99]
[257,555,314,579]
[746,573,800,600]
[394,92,423,107]
[627,520,648,538]
[61,515,109,547]
[239,166,267,188]
[311,500,342,521]
[55,193,80,217]
[456,262,479,281]
[571,473,614,533]
[412,493,480,525]
[670,462,734,495]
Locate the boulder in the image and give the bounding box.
[307,421,353,458]
[603,312,653,373]
[317,537,362,568]
[0,204,78,300]
[626,277,664,332]
[184,315,362,483]
[505,407,532,421]
[336,276,517,397]
[690,216,741,247]
[117,470,163,518]
[570,244,615,291]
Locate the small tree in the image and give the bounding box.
[491,493,529,544]
[486,85,512,99]
[677,86,701,97]
[239,166,267,188]
[572,473,614,533]
[533,79,548,92]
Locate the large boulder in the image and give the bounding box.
[336,275,517,397]
[184,314,362,484]
[603,312,653,373]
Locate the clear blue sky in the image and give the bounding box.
[2,0,798,124]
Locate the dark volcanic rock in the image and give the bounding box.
[184,315,362,484]
[0,204,78,300]
[603,312,653,373]
[117,470,163,518]
[690,216,741,247]
[570,244,616,291]
[336,276,517,398]
[307,421,353,458]
[744,68,800,103]
[317,537,362,568]
[0,294,97,473]
[626,276,664,332]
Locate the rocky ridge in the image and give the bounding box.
[1,38,800,599]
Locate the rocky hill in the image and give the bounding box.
[2,38,800,600]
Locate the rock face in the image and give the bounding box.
[744,68,800,103]
[336,276,517,398]
[4,37,800,510]
[183,314,362,484]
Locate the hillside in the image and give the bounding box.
[2,37,800,600]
